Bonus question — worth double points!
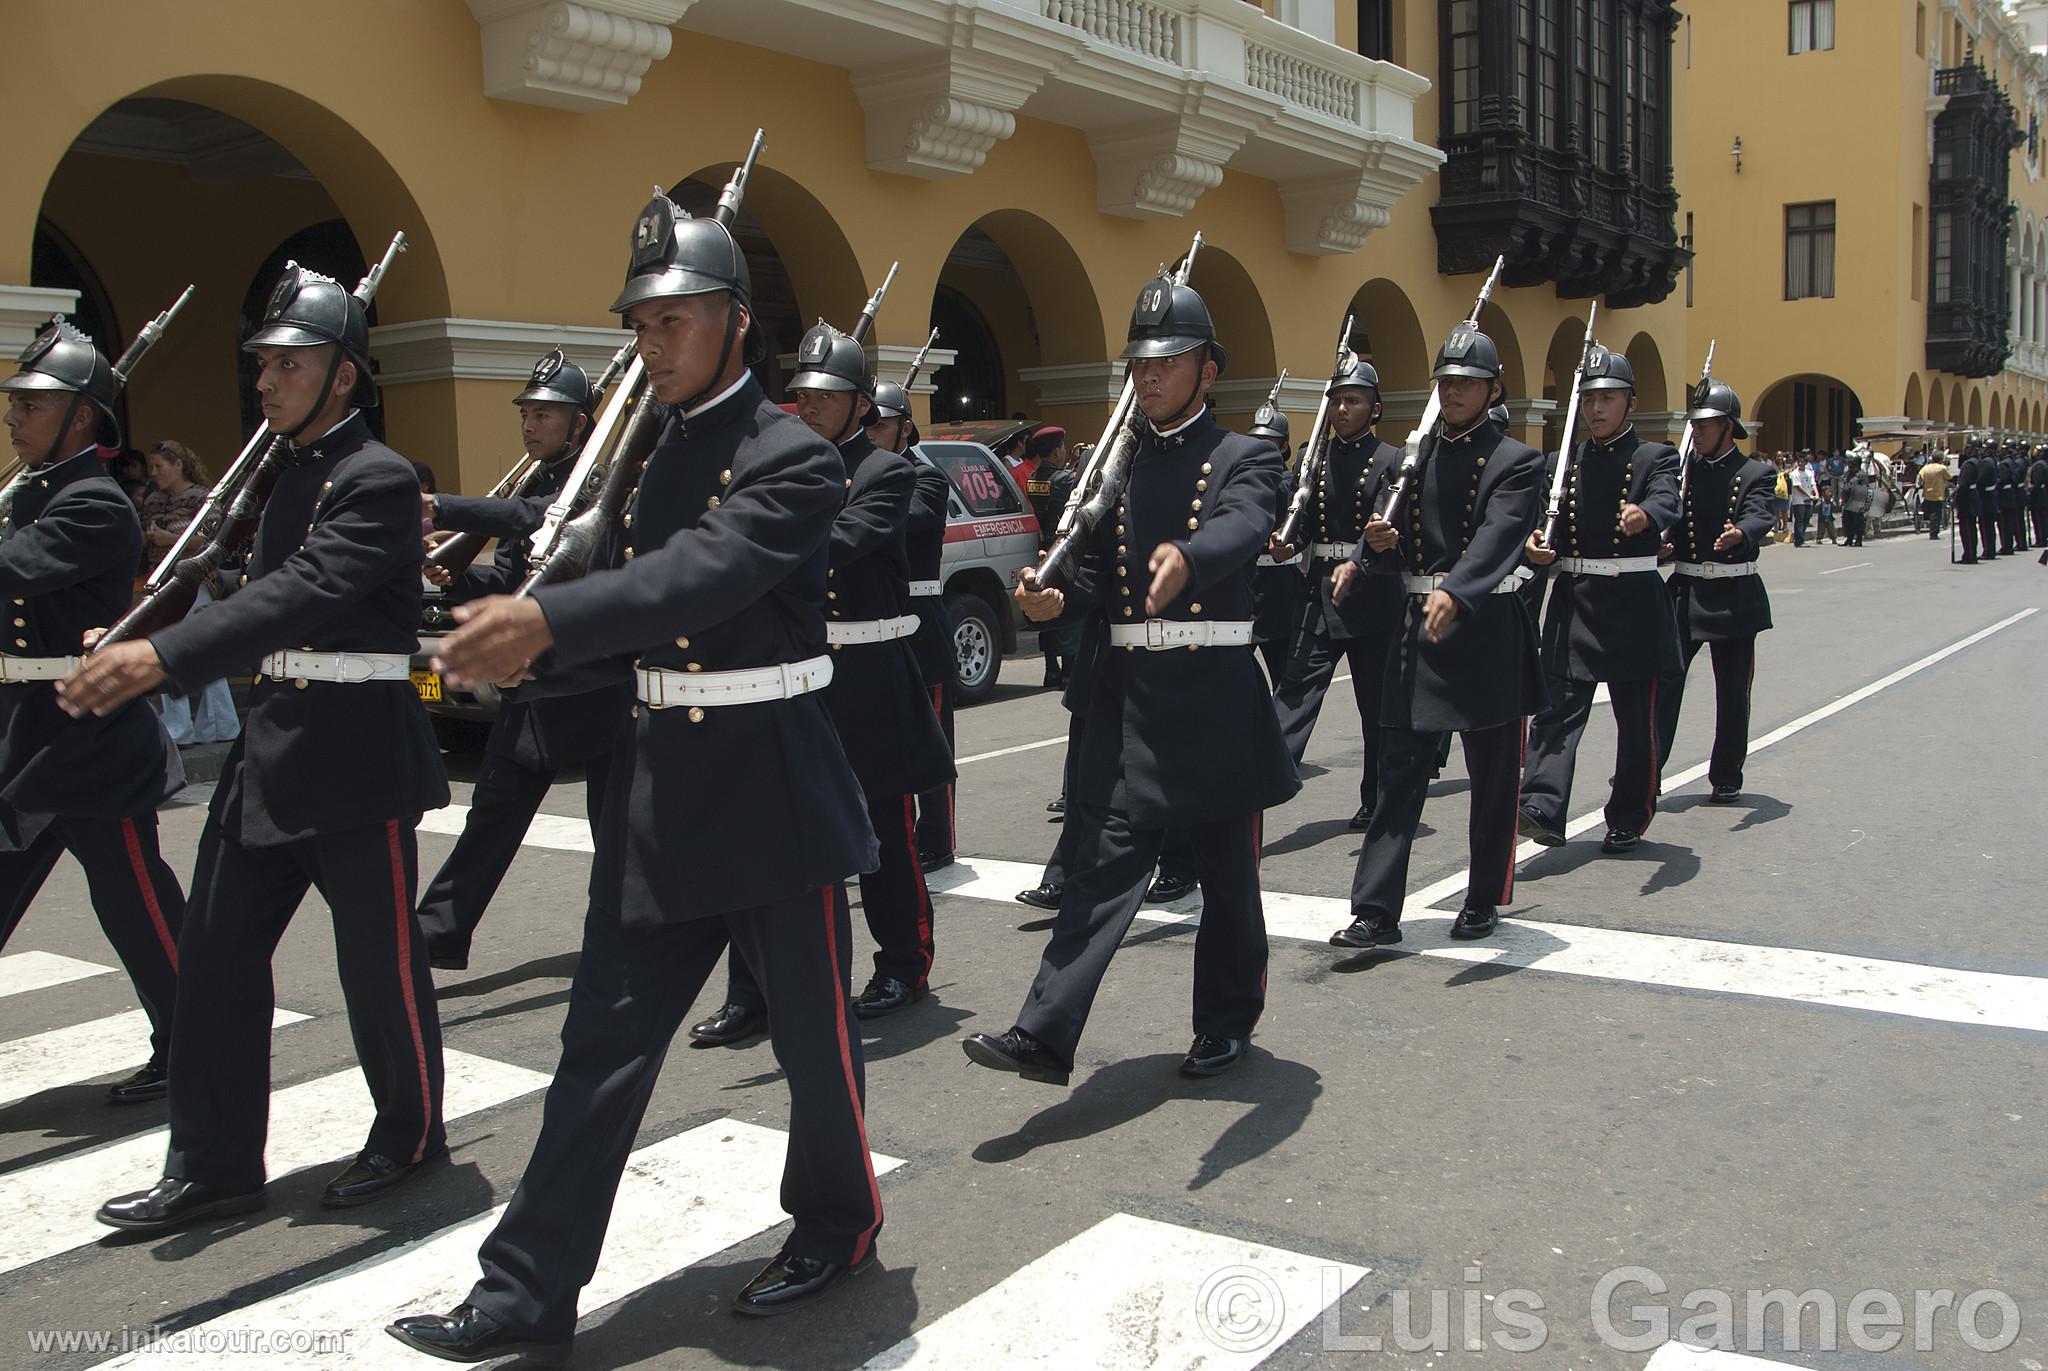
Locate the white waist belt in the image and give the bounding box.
[0,653,77,684]
[825,614,920,645]
[1672,561,1758,580]
[258,650,411,684]
[1254,553,1299,568]
[1403,572,1523,597]
[1556,555,1661,577]
[1310,541,1355,562]
[908,580,943,599]
[636,654,832,709]
[1107,619,1255,651]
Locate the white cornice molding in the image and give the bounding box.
[369,317,631,386]
[774,343,962,396]
[1017,361,1126,407]
[466,0,697,111]
[0,285,83,358]
[1209,374,1325,415]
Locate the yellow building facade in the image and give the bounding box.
[1684,0,2048,454]
[3,0,1692,498]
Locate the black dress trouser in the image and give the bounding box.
[1016,803,1266,1069]
[1270,626,1391,811]
[914,680,956,857]
[1979,507,2003,559]
[0,813,185,1062]
[1654,633,1757,792]
[1521,676,1663,835]
[467,885,881,1343]
[163,816,444,1189]
[1351,720,1526,920]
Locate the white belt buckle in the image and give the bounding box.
[1144,618,1169,650]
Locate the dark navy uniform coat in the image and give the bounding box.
[1299,431,1404,639]
[1536,427,1682,683]
[1664,447,1776,642]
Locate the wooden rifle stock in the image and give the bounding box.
[516,387,667,595]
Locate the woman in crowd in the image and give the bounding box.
[140,440,240,745]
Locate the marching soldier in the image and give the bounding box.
[1955,445,1989,563]
[2000,447,2027,554]
[1516,348,1681,855]
[388,189,885,1358]
[0,318,187,1103]
[964,266,1297,1085]
[1247,402,1302,683]
[1024,427,1077,687]
[1268,357,1404,830]
[1653,380,1775,806]
[414,351,633,969]
[1328,324,1545,947]
[69,262,451,1229]
[872,381,958,873]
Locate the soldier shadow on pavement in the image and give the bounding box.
[1324,918,1574,986]
[0,1086,178,1171]
[1513,837,1701,895]
[860,996,975,1064]
[436,987,575,1032]
[970,1050,1323,1194]
[432,952,582,1001]
[1660,790,1792,833]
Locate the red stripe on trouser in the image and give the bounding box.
[901,797,934,981]
[821,886,883,1265]
[385,820,434,1165]
[1500,720,1527,906]
[119,817,178,972]
[1642,679,1661,830]
[1252,811,1267,1003]
[930,684,955,848]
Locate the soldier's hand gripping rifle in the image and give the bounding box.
[424,338,634,583]
[100,234,408,649]
[517,131,766,596]
[1674,340,1718,510]
[1377,255,1506,530]
[1276,313,1363,549]
[1034,231,1204,591]
[1538,303,1599,550]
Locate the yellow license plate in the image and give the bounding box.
[411,670,442,703]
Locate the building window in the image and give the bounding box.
[1786,201,1836,300]
[1513,0,1562,146]
[1915,3,1925,59]
[1790,0,1834,55]
[1448,0,1481,135]
[1911,204,1924,303]
[1930,208,1953,305]
[1357,0,1393,61]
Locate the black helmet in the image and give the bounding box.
[1249,402,1291,445]
[1432,323,1502,382]
[611,192,751,315]
[1579,345,1635,392]
[243,262,378,406]
[1327,356,1381,395]
[1687,377,1748,439]
[1120,273,1228,377]
[0,317,122,445]
[790,323,875,399]
[1488,402,1511,430]
[871,380,911,420]
[513,349,593,411]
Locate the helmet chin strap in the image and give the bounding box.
[41,391,90,467]
[1152,346,1209,432]
[285,345,349,443]
[680,296,745,417]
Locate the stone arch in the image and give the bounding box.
[1180,240,1277,382]
[1475,300,1527,402]
[1928,379,1947,426]
[1622,331,1669,412]
[1343,278,1430,393]
[679,160,869,357]
[1968,388,1985,427]
[1755,373,1864,453]
[1904,373,1924,421]
[1950,381,1965,425]
[1542,316,1590,404]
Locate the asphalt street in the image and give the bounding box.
[0,528,2043,1370]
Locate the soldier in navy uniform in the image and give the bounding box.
[1024,427,1077,687]
[1328,324,1545,946]
[964,269,1297,1085]
[386,191,885,1359]
[1246,403,1302,683]
[69,263,452,1230]
[1955,445,1989,564]
[1653,380,1775,806]
[1999,448,2026,554]
[0,319,187,1104]
[1268,357,1404,830]
[691,321,953,1042]
[414,351,633,969]
[2029,446,2048,548]
[871,381,958,873]
[1516,348,1681,855]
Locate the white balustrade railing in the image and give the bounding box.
[1245,41,1361,124]
[1041,0,1180,64]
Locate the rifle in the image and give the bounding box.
[1674,340,1717,511]
[1036,231,1204,590]
[850,262,899,348]
[424,338,635,584]
[1538,303,1599,549]
[1377,255,1506,530]
[1277,313,1363,549]
[100,234,408,648]
[903,327,940,391]
[517,133,766,595]
[0,286,196,531]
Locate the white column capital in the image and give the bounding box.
[1016,362,1127,407]
[0,284,83,359]
[466,0,696,111]
[368,317,631,386]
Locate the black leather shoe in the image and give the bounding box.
[1145,872,1197,903]
[97,1177,264,1232]
[1600,828,1641,854]
[733,1248,876,1317]
[854,976,922,1019]
[1014,882,1063,911]
[1041,666,1064,689]
[322,1145,447,1208]
[1517,807,1565,847]
[1448,902,1499,940]
[917,849,954,874]
[386,1303,569,1364]
[962,1028,1070,1085]
[1329,913,1402,948]
[426,942,469,972]
[1045,795,1066,814]
[106,1057,168,1104]
[1179,1034,1244,1077]
[1347,804,1374,831]
[688,1002,765,1048]
[1709,784,1742,805]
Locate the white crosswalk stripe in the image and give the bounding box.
[103,1119,906,1368]
[0,1007,308,1110]
[0,949,114,1000]
[0,1050,548,1278]
[1643,1343,1804,1368]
